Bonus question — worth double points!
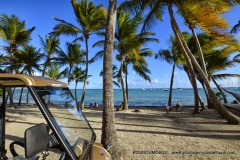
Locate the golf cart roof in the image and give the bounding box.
[0,74,68,87]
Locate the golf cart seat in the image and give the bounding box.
[8,123,49,160]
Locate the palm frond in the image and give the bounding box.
[212,73,240,80]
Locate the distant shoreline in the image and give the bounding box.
[85,105,195,109]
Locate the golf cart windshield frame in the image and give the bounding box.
[0,75,96,160]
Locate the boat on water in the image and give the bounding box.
[163,88,169,91]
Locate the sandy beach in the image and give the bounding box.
[4,106,240,160]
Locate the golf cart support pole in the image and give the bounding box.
[28,86,77,160]
[0,87,6,159]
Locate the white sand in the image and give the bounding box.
[4,106,240,160]
[84,107,240,160]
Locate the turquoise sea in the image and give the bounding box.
[72,88,240,107]
[11,88,240,107]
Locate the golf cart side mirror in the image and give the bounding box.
[24,123,49,158]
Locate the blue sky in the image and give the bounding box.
[0,0,239,89]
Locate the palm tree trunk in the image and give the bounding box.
[167,0,240,124]
[67,65,73,85]
[168,63,175,106]
[120,59,128,110]
[200,82,213,108]
[190,26,210,110]
[197,93,206,111]
[125,64,129,101]
[18,87,24,106]
[101,0,119,158]
[80,38,89,109]
[190,26,208,76]
[8,88,15,107]
[184,66,200,114]
[8,52,15,107]
[75,81,78,102]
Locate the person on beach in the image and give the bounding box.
[119,102,124,110]
[176,101,182,111]
[166,103,170,114]
[90,103,93,108]
[166,102,172,114]
[94,102,99,108]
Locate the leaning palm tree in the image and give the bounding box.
[121,0,240,124]
[54,42,85,85]
[188,32,240,105]
[39,35,60,76]
[50,0,107,109]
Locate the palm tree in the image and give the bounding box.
[188,32,240,105]
[122,0,240,124]
[170,1,240,120]
[45,64,68,80]
[0,14,35,107]
[15,45,43,76]
[15,44,43,105]
[101,0,119,159]
[50,0,107,109]
[93,9,158,110]
[39,35,60,76]
[0,14,35,73]
[115,10,159,110]
[70,66,89,103]
[176,1,234,76]
[54,42,85,85]
[155,35,178,107]
[124,42,159,102]
[205,45,240,103]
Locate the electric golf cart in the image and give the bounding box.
[0,74,111,160]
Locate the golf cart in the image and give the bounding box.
[0,74,111,160]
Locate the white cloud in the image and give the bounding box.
[34,71,41,76]
[128,80,137,85]
[152,79,159,84]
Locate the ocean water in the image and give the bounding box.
[72,88,240,107]
[10,88,240,107]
